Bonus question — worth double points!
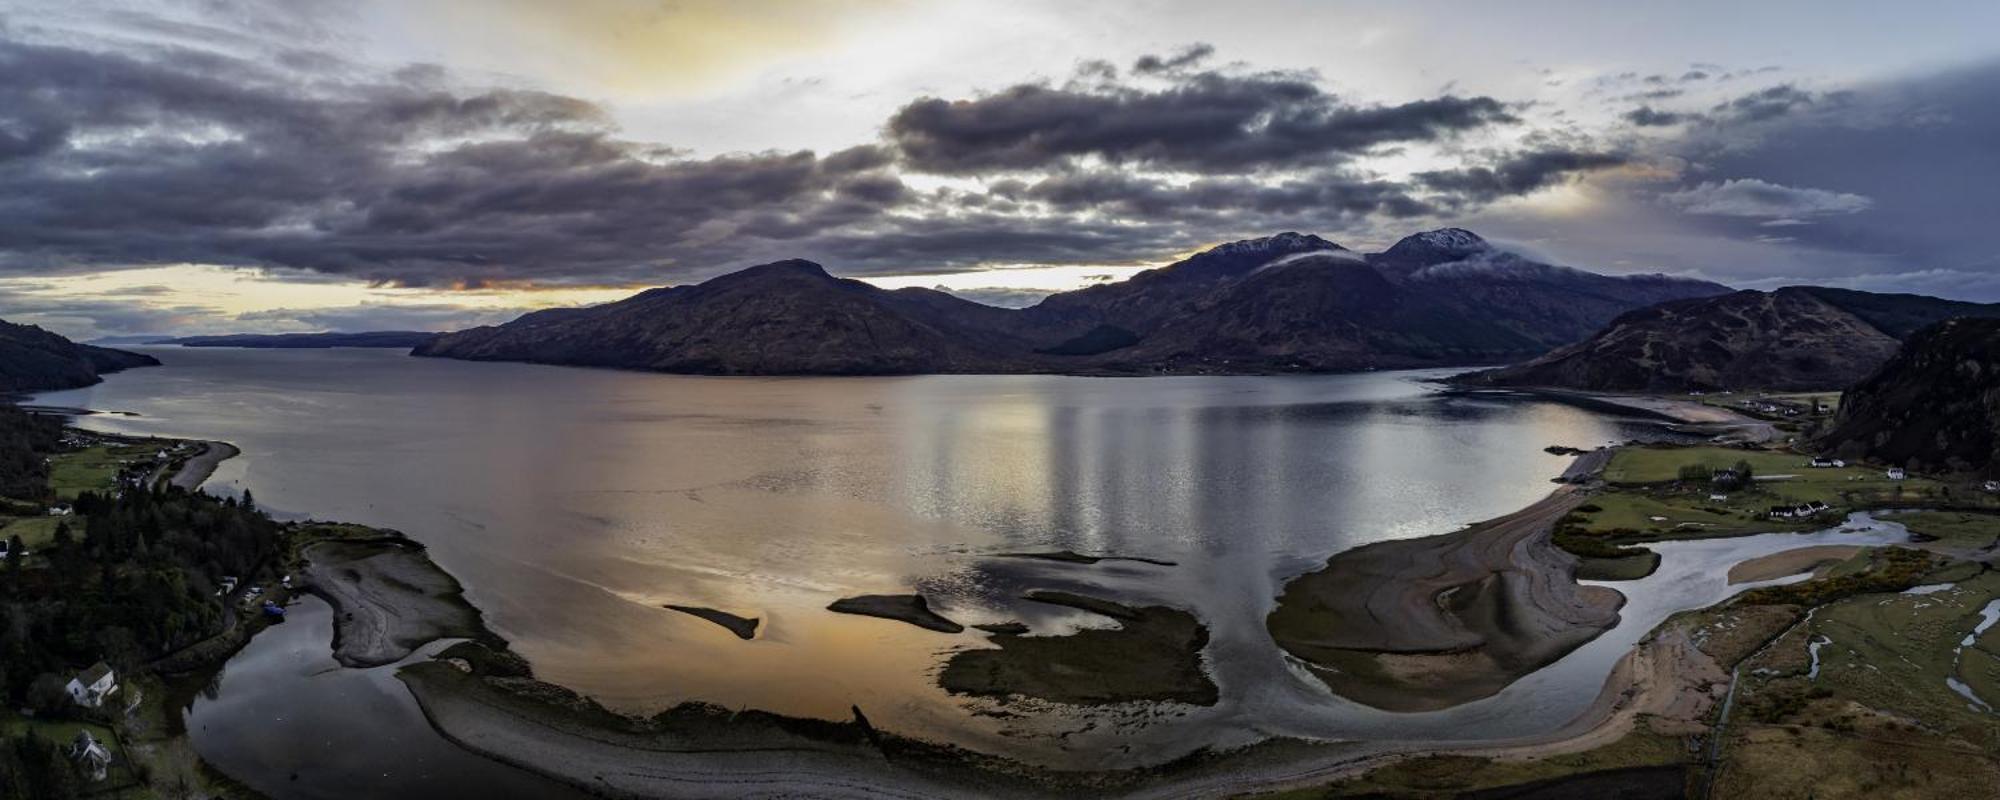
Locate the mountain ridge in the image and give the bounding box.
[160,331,442,349]
[1454,286,2000,392]
[0,319,159,393]
[415,229,1731,376]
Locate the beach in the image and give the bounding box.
[1267,486,1627,711]
[169,440,239,491]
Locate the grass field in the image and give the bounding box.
[1571,491,1795,539]
[1738,568,2000,743]
[1886,510,2000,549]
[0,713,119,748]
[1264,721,1688,798]
[1603,445,1959,507]
[1714,566,2000,796]
[0,514,69,549]
[48,443,155,500]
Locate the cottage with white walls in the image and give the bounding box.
[65,662,117,708]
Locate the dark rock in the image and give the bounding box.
[664,605,760,640]
[826,594,964,633]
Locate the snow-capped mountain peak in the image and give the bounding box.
[1202,232,1343,258]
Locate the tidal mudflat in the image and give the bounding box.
[37,347,1903,795]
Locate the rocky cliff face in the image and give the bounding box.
[1818,318,2000,477]
[1458,287,2000,392]
[416,230,1730,376]
[0,319,158,393]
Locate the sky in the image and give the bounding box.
[3,0,1999,339]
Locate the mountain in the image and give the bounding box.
[1456,287,2000,392]
[417,260,1038,374]
[1817,318,2000,476]
[0,319,159,393]
[161,331,441,349]
[416,230,1730,375]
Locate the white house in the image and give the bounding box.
[1886,467,1907,480]
[1985,481,2000,493]
[1709,493,1729,502]
[46,503,72,516]
[65,662,117,708]
[66,730,112,782]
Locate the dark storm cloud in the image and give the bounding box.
[0,35,919,286]
[1645,60,2000,289]
[1415,149,1627,204]
[992,169,1434,220]
[1132,43,1215,75]
[884,64,1517,173]
[1623,106,1690,127]
[1708,84,1837,123]
[0,30,1619,289]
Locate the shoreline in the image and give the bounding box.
[1266,486,1626,711]
[150,389,1903,798]
[357,444,1718,798]
[1460,385,1781,444]
[168,439,239,491]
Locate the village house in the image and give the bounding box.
[1709,493,1729,502]
[1886,467,1907,480]
[46,502,72,516]
[65,662,118,708]
[66,730,113,782]
[1808,457,1846,468]
[1986,481,2000,493]
[1767,501,1831,520]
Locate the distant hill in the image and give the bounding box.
[0,319,158,393]
[1455,287,2000,392]
[160,331,441,349]
[416,230,1728,375]
[1817,318,2000,477]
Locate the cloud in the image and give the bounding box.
[232,303,532,332]
[1415,148,1627,203]
[1735,269,2000,302]
[0,25,1604,293]
[928,286,1053,308]
[1708,84,1835,123]
[1132,43,1215,75]
[885,58,1517,173]
[1623,106,1690,127]
[1661,178,1873,218]
[0,34,917,286]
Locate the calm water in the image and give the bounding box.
[41,348,1728,773]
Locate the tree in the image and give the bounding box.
[1734,459,1755,483]
[26,673,69,716]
